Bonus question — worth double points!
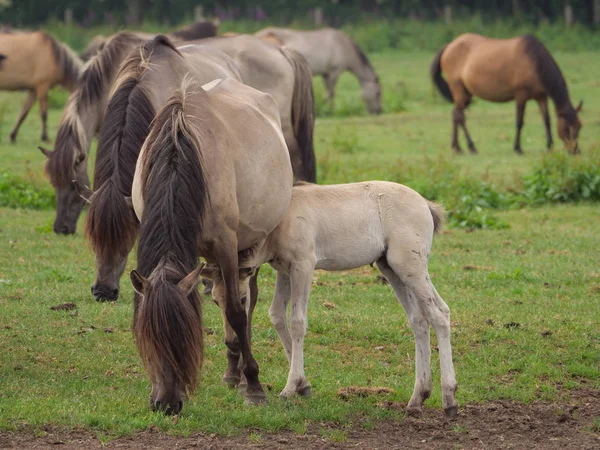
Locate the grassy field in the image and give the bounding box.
[0,45,599,439]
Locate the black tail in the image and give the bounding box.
[430,44,453,102]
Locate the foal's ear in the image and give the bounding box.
[239,266,257,280]
[130,270,148,295]
[73,180,93,203]
[576,100,583,113]
[178,263,206,296]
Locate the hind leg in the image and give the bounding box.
[383,247,458,417]
[513,96,527,154]
[9,91,36,143]
[269,272,293,362]
[455,108,477,154]
[376,258,432,413]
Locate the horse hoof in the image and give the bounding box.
[297,385,311,398]
[279,390,295,399]
[244,392,268,406]
[452,147,463,155]
[469,147,478,154]
[405,405,423,417]
[444,404,459,418]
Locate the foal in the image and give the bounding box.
[206,181,458,417]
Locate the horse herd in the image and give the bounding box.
[0,24,585,417]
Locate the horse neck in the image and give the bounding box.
[347,55,377,85]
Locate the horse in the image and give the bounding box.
[204,181,458,418]
[79,20,219,61]
[128,76,293,413]
[0,31,82,142]
[43,33,315,236]
[255,27,382,115]
[81,37,242,303]
[188,34,316,182]
[41,32,145,234]
[431,33,583,154]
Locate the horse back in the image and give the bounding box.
[0,32,60,90]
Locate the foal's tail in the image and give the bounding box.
[430,44,453,103]
[280,47,317,183]
[427,201,445,234]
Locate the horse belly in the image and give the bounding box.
[315,236,385,271]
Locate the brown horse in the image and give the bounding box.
[0,31,82,142]
[79,20,219,61]
[41,32,145,234]
[129,76,292,414]
[431,33,582,154]
[82,37,242,302]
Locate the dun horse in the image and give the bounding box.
[431,33,582,154]
[79,20,219,61]
[129,77,292,413]
[205,181,458,417]
[255,27,382,115]
[44,33,315,236]
[0,31,82,142]
[82,37,242,302]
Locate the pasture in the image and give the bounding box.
[0,46,599,447]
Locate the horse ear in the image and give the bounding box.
[239,266,257,280]
[38,146,53,158]
[178,262,206,296]
[576,100,583,113]
[72,180,93,204]
[130,270,148,295]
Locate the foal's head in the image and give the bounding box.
[201,265,256,308]
[558,101,583,154]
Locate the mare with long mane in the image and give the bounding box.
[205,181,458,418]
[129,77,292,413]
[431,33,583,154]
[83,37,242,302]
[0,31,82,142]
[79,20,219,61]
[255,27,382,114]
[41,32,145,234]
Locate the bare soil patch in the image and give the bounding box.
[2,389,599,450]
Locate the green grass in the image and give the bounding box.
[0,43,599,438]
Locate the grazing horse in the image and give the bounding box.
[129,77,293,413]
[82,37,242,302]
[79,20,219,61]
[43,33,315,237]
[0,31,82,142]
[205,181,458,418]
[431,33,583,154]
[255,27,382,115]
[41,32,145,234]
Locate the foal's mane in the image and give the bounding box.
[43,32,83,89]
[522,35,575,120]
[85,36,180,259]
[46,32,145,189]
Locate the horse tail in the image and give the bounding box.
[279,47,317,183]
[427,201,445,234]
[430,44,453,103]
[43,32,83,89]
[135,81,207,394]
[85,36,177,262]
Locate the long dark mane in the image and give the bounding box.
[46,32,144,189]
[349,38,378,81]
[135,83,208,394]
[85,36,178,260]
[43,32,83,89]
[170,20,218,41]
[522,35,575,119]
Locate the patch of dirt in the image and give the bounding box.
[1,390,599,449]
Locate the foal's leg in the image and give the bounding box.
[385,248,458,417]
[280,265,313,398]
[537,96,553,151]
[216,237,266,404]
[514,96,527,154]
[269,272,293,361]
[376,258,432,413]
[9,90,36,143]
